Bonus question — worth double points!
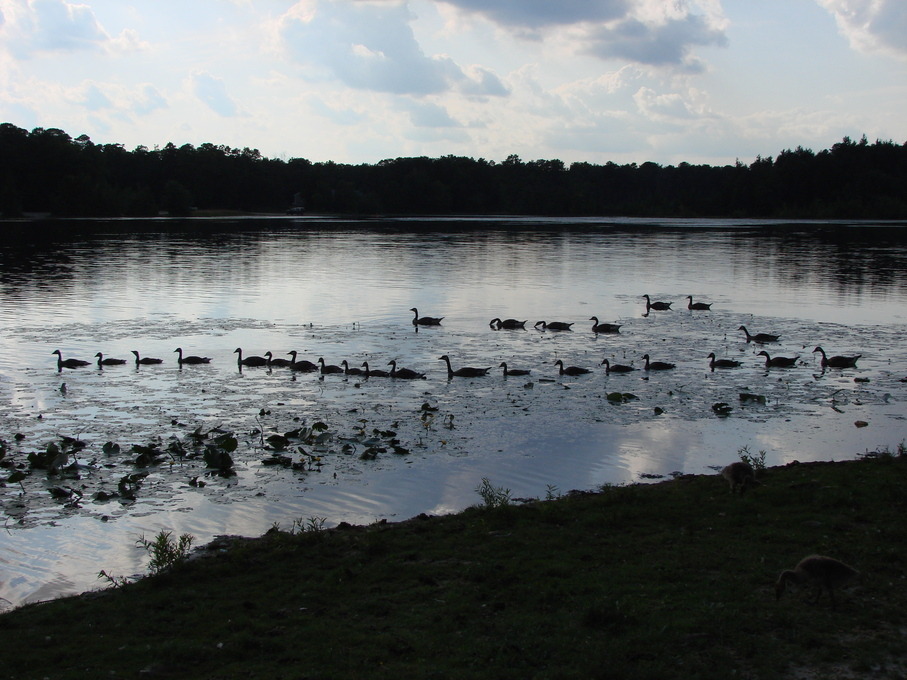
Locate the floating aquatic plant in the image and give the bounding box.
[739,392,767,405]
[712,402,733,417]
[203,434,237,475]
[132,442,167,467]
[4,469,28,491]
[26,439,80,474]
[265,433,290,451]
[117,471,149,500]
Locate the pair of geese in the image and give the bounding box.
[643,294,712,311]
[721,462,859,608]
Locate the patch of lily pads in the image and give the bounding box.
[0,406,429,526]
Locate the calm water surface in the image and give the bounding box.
[1,216,906,608]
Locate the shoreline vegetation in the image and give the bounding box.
[2,452,906,679]
[2,123,906,220]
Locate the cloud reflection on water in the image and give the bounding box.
[1,217,906,607]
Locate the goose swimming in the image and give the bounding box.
[812,346,860,369]
[686,296,712,310]
[757,350,798,368]
[95,352,127,366]
[411,308,443,326]
[53,349,89,370]
[601,358,636,374]
[439,354,490,378]
[738,325,780,344]
[287,351,318,372]
[499,362,531,377]
[264,351,293,367]
[341,360,364,376]
[534,321,574,331]
[642,354,675,371]
[235,348,268,367]
[707,352,741,370]
[388,359,425,379]
[589,316,622,334]
[554,359,591,376]
[361,361,390,378]
[490,318,527,330]
[643,294,672,311]
[174,348,211,365]
[317,357,343,374]
[131,351,163,365]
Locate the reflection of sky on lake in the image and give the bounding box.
[1,217,906,607]
[2,220,907,340]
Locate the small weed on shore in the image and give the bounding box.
[475,477,512,508]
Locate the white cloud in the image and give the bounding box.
[308,95,368,126]
[190,72,242,117]
[133,84,167,116]
[108,27,149,53]
[817,0,907,59]
[2,0,108,56]
[440,0,728,71]
[278,0,466,95]
[0,0,146,57]
[79,82,111,110]
[439,0,630,30]
[633,86,694,121]
[401,98,459,127]
[582,13,727,72]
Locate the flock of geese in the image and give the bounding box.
[52,297,862,378]
[50,300,866,606]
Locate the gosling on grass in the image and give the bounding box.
[720,461,758,494]
[775,555,859,608]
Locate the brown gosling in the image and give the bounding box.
[720,461,758,494]
[775,555,859,608]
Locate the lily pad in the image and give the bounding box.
[739,393,767,405]
[712,402,733,417]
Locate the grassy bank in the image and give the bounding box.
[2,454,906,679]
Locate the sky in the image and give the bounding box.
[0,0,905,167]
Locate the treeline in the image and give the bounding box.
[1,122,905,219]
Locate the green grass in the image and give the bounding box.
[2,456,906,679]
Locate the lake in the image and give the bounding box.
[1,216,906,609]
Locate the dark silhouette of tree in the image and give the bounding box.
[0,122,905,219]
[161,180,193,217]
